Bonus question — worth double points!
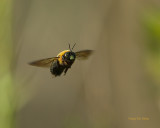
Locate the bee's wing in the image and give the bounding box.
[75,50,93,60]
[29,57,59,68]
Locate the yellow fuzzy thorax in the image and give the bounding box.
[57,50,71,65]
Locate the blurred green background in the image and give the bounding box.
[1,0,160,128]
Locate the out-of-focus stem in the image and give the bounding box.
[0,1,17,128]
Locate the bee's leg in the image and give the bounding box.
[64,68,69,75]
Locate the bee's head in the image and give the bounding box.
[62,43,76,62]
[64,51,76,61]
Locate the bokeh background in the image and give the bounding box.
[1,0,160,128]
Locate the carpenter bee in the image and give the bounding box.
[29,44,93,77]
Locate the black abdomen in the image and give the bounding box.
[50,60,65,76]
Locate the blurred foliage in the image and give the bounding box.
[143,9,160,85]
[0,0,17,128]
[144,10,160,53]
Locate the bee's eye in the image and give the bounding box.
[65,52,69,57]
[64,52,70,58]
[70,55,75,60]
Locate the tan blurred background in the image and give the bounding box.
[1,0,160,128]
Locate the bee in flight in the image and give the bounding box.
[29,44,93,77]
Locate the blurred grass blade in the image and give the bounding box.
[0,0,17,128]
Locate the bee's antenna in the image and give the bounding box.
[68,43,72,51]
[72,43,76,50]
